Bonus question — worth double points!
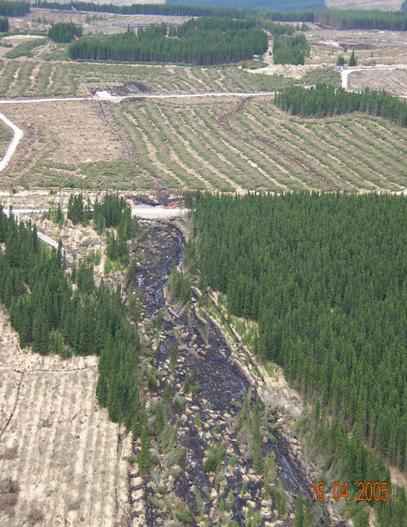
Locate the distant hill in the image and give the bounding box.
[327,0,402,11]
[37,0,166,6]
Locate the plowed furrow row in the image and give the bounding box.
[242,109,348,190]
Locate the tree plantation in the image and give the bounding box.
[69,17,268,65]
[272,33,310,65]
[0,0,29,17]
[0,200,141,431]
[38,1,244,18]
[0,16,8,33]
[275,84,407,127]
[192,193,407,526]
[169,0,325,10]
[48,22,82,43]
[318,9,407,31]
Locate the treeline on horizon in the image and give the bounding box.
[168,0,324,10]
[265,8,407,29]
[318,8,407,30]
[33,1,407,31]
[0,0,29,17]
[69,17,267,65]
[0,197,141,430]
[0,16,8,32]
[192,193,407,526]
[275,84,407,128]
[35,1,244,18]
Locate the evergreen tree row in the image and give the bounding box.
[35,1,244,18]
[0,206,141,429]
[69,18,268,65]
[260,19,296,36]
[318,8,407,31]
[169,0,325,10]
[0,16,8,32]
[0,1,29,17]
[48,22,82,43]
[272,32,310,65]
[275,84,407,127]
[269,10,315,22]
[192,193,407,483]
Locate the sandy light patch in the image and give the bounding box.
[248,63,331,80]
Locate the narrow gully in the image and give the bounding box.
[129,220,343,527]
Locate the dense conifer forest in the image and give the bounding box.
[0,197,141,430]
[48,22,82,43]
[275,84,407,127]
[0,0,29,17]
[69,17,267,65]
[273,32,310,65]
[192,193,407,526]
[318,9,407,30]
[0,16,8,32]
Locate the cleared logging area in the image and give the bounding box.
[0,119,12,161]
[349,68,407,96]
[109,99,407,192]
[0,101,125,189]
[0,60,290,98]
[3,98,407,192]
[0,310,130,526]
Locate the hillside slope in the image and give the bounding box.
[327,0,402,11]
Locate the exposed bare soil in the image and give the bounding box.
[0,101,125,189]
[0,308,131,527]
[307,28,407,67]
[10,7,185,36]
[349,67,407,95]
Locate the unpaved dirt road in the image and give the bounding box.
[341,64,407,90]
[0,112,23,172]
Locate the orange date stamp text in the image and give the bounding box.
[311,480,391,503]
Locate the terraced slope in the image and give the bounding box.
[0,60,290,98]
[111,98,407,192]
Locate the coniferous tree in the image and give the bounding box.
[348,49,357,66]
[191,191,407,520]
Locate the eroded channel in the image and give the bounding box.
[129,219,343,527]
